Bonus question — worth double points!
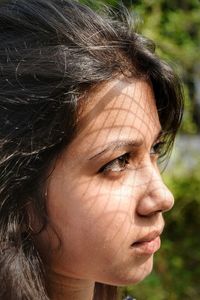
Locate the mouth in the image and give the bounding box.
[131,230,162,255]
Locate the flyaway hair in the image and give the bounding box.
[0,1,183,299]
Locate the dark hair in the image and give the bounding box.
[0,0,183,299]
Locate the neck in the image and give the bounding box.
[46,269,95,300]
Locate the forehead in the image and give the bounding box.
[78,78,160,137]
[67,78,161,159]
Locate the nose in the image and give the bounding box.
[136,164,174,217]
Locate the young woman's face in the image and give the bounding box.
[36,78,174,286]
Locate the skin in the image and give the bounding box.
[34,77,174,300]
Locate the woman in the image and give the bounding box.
[0,0,183,299]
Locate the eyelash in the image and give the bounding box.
[150,141,165,156]
[98,152,130,174]
[98,141,165,175]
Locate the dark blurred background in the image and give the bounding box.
[81,1,200,299]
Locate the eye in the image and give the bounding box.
[98,152,130,175]
[150,141,165,157]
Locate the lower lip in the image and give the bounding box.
[131,236,161,255]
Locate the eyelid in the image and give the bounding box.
[98,152,130,174]
[150,141,166,155]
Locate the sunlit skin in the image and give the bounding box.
[33,77,174,300]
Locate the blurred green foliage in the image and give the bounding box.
[80,0,200,299]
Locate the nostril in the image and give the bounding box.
[137,209,162,218]
[148,209,162,217]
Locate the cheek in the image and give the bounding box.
[79,185,140,254]
[46,176,136,250]
[48,169,145,237]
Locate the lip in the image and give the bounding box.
[131,230,162,255]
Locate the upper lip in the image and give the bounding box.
[131,228,163,245]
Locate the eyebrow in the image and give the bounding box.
[89,139,142,161]
[89,130,163,161]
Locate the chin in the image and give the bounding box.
[116,256,154,286]
[96,255,154,287]
[131,257,154,285]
